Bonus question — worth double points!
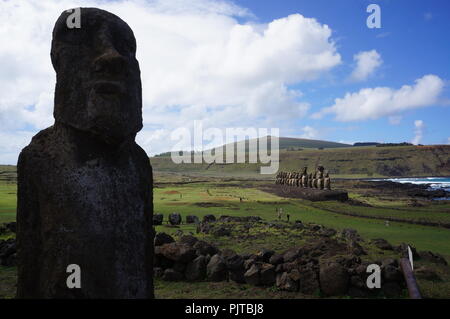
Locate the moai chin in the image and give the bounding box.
[16,8,153,298]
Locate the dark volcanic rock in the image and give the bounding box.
[257,249,275,263]
[16,8,153,299]
[414,266,441,281]
[193,240,219,256]
[211,226,231,237]
[157,242,196,263]
[371,238,393,250]
[319,262,349,296]
[276,272,298,292]
[153,214,163,225]
[154,232,175,246]
[0,238,17,266]
[207,254,227,282]
[244,264,261,286]
[169,213,182,225]
[269,254,284,265]
[203,214,216,223]
[185,256,207,281]
[186,215,200,224]
[260,263,276,286]
[179,235,198,246]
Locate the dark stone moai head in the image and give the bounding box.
[51,8,142,145]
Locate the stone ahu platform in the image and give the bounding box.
[263,185,349,201]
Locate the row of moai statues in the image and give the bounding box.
[275,166,331,190]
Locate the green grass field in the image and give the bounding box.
[2,168,450,298]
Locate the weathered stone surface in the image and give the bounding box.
[186,215,200,224]
[179,235,198,246]
[16,8,153,299]
[153,214,163,225]
[169,213,182,225]
[298,268,319,295]
[193,240,219,256]
[203,214,216,223]
[185,256,207,281]
[154,232,175,246]
[260,263,276,286]
[269,254,284,265]
[207,254,227,282]
[0,239,17,266]
[319,262,349,296]
[157,242,196,263]
[257,249,275,263]
[244,264,261,286]
[371,238,393,250]
[276,272,298,292]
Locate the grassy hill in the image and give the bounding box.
[151,140,450,178]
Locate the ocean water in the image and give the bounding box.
[373,177,450,200]
[385,177,450,192]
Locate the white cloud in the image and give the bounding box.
[349,50,382,81]
[412,120,424,145]
[0,0,342,163]
[299,126,319,139]
[312,74,445,121]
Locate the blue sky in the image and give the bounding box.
[0,0,449,164]
[237,0,450,144]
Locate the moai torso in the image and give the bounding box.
[16,8,153,299]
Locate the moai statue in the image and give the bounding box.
[308,173,313,188]
[301,167,308,187]
[16,8,153,298]
[324,171,331,190]
[318,170,324,190]
[312,172,318,188]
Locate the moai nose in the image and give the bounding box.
[93,48,126,76]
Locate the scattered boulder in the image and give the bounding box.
[257,249,275,263]
[207,254,227,282]
[283,247,302,262]
[298,268,319,295]
[319,261,349,296]
[269,254,284,265]
[0,238,17,266]
[169,213,182,225]
[340,228,362,242]
[244,264,261,286]
[154,232,175,246]
[153,214,163,225]
[186,215,200,224]
[260,263,276,286]
[193,240,219,256]
[203,214,216,223]
[347,240,366,256]
[157,242,196,263]
[185,256,207,281]
[211,226,231,237]
[179,235,198,246]
[276,272,298,292]
[371,238,393,250]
